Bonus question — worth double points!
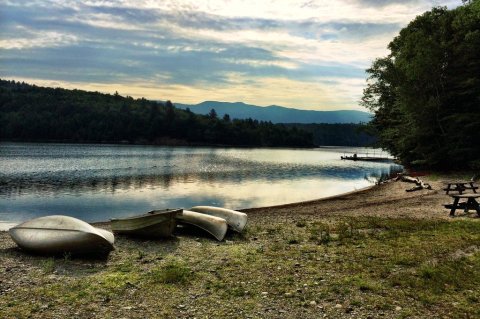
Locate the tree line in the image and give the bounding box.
[0,79,313,147]
[285,123,376,147]
[362,0,480,169]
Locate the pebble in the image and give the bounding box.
[261,292,268,296]
[284,292,292,297]
[310,301,317,306]
[335,304,343,309]
[395,306,402,311]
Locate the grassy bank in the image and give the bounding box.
[1,215,480,319]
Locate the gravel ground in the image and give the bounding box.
[1,176,479,319]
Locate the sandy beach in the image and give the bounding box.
[244,177,448,220]
[1,175,479,319]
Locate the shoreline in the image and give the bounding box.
[0,177,459,229]
[0,184,391,229]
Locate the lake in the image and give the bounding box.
[0,143,402,223]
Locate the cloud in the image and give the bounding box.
[353,0,422,6]
[0,0,460,111]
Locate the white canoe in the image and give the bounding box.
[189,206,247,232]
[9,215,114,255]
[176,210,228,241]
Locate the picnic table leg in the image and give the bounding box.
[446,184,451,195]
[467,198,480,215]
[457,184,464,195]
[470,182,477,194]
[450,197,460,216]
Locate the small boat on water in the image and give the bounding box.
[110,208,181,238]
[9,215,114,255]
[189,206,247,232]
[176,210,228,241]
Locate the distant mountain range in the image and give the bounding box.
[174,101,371,124]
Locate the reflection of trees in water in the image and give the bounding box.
[0,164,404,197]
[0,173,181,197]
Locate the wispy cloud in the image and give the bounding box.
[0,0,460,110]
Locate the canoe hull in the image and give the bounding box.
[9,215,114,255]
[176,210,228,241]
[189,206,247,232]
[111,209,181,238]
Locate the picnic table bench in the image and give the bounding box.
[443,181,478,195]
[444,194,480,216]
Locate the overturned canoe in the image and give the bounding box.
[111,208,181,238]
[9,215,114,255]
[189,206,247,232]
[176,210,228,241]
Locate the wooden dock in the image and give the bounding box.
[340,155,394,163]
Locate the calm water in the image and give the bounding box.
[0,143,402,223]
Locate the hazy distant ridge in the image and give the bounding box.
[175,101,371,124]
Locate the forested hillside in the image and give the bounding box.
[362,0,480,169]
[286,123,376,147]
[176,101,372,124]
[0,80,313,147]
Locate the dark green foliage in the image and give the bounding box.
[0,80,313,147]
[362,1,480,169]
[285,123,377,146]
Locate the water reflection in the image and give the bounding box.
[0,165,400,197]
[0,143,403,222]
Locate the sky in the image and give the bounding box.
[0,0,460,111]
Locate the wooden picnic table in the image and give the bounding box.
[443,181,478,195]
[445,194,480,216]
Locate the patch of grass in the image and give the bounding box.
[416,256,480,294]
[287,238,300,245]
[308,222,331,244]
[149,258,193,284]
[225,286,249,298]
[394,255,421,267]
[336,221,363,242]
[350,299,362,307]
[62,252,72,262]
[40,257,56,274]
[114,260,134,273]
[269,241,285,252]
[344,275,382,293]
[295,220,307,228]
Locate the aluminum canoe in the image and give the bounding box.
[110,208,181,238]
[189,206,247,232]
[8,215,114,255]
[176,210,228,241]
